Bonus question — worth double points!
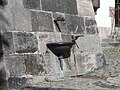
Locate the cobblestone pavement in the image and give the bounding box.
[21,76,120,90]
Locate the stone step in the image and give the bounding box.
[107,35,120,39]
[101,43,109,47]
[102,38,114,43]
[102,47,120,53]
[101,42,120,47]
[102,47,120,59]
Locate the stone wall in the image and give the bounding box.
[0,0,103,89]
[76,0,95,17]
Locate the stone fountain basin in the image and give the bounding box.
[46,42,74,59]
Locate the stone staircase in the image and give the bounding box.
[97,31,120,77]
[101,34,120,60]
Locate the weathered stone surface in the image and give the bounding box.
[5,55,26,76]
[23,0,41,9]
[0,1,105,89]
[12,6,32,31]
[87,35,102,53]
[5,54,53,76]
[41,0,78,15]
[8,0,24,8]
[98,27,111,41]
[76,0,95,16]
[26,76,120,90]
[94,57,120,77]
[75,53,98,75]
[76,35,102,53]
[95,53,106,68]
[3,32,14,54]
[37,33,61,75]
[1,8,15,30]
[64,0,78,15]
[93,81,119,89]
[14,32,38,53]
[37,32,56,54]
[24,54,45,75]
[103,48,120,59]
[31,11,53,32]
[41,0,61,13]
[53,13,67,33]
[107,75,120,86]
[8,77,27,89]
[65,15,85,34]
[85,17,97,34]
[61,34,72,42]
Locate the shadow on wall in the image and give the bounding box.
[0,17,10,90]
[0,0,10,89]
[0,30,9,89]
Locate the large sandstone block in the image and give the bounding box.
[76,35,102,53]
[1,8,14,31]
[41,0,78,15]
[4,54,46,76]
[11,2,32,31]
[85,17,97,34]
[3,32,14,54]
[75,53,97,74]
[24,54,45,75]
[14,32,38,53]
[5,55,26,76]
[23,0,41,9]
[76,0,95,16]
[85,35,102,53]
[65,15,85,34]
[30,11,53,32]
[37,32,60,75]
[37,32,56,54]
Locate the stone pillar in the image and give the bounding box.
[0,0,104,89]
[76,0,95,17]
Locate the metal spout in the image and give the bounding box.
[54,17,65,32]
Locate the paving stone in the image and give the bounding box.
[107,75,120,86]
[8,77,27,89]
[93,81,120,89]
[30,11,53,32]
[14,32,38,53]
[41,0,78,15]
[23,77,120,90]
[23,0,41,9]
